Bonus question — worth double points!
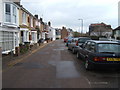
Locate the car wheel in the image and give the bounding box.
[72,48,75,54]
[85,60,93,70]
[66,44,68,46]
[68,46,70,50]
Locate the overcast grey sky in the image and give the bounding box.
[21,0,119,32]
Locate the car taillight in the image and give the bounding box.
[76,41,78,46]
[94,57,107,61]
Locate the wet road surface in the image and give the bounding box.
[3,40,120,88]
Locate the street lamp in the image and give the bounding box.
[78,19,83,34]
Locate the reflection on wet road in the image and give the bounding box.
[56,61,80,78]
[3,40,120,88]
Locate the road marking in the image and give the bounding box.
[84,77,92,87]
[84,77,108,88]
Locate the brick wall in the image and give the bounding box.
[61,27,68,39]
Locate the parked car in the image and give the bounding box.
[77,40,120,70]
[65,37,73,46]
[64,36,73,43]
[116,40,120,43]
[68,37,91,54]
[64,37,68,42]
[68,37,79,53]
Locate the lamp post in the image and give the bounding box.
[78,19,83,34]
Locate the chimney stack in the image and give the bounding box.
[34,15,38,19]
[48,21,51,26]
[13,0,21,5]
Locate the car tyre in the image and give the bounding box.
[85,60,93,70]
[68,46,70,50]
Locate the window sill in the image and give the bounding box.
[3,22,18,28]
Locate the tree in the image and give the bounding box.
[73,32,81,37]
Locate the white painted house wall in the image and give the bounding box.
[31,31,37,44]
[48,27,56,41]
[0,0,3,26]
[0,0,20,54]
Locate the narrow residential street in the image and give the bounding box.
[3,40,120,88]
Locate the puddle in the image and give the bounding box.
[56,61,80,78]
[37,52,50,55]
[48,61,58,66]
[53,49,65,51]
[53,47,67,51]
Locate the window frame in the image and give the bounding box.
[84,41,91,50]
[22,12,27,25]
[30,17,33,27]
[4,3,12,23]
[12,5,17,24]
[4,3,18,25]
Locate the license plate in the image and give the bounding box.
[107,58,120,61]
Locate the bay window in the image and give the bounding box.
[1,31,14,52]
[4,3,17,24]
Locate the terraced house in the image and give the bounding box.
[0,0,20,54]
[0,0,56,55]
[19,6,39,45]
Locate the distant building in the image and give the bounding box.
[89,23,113,38]
[67,28,73,37]
[55,29,61,39]
[61,27,68,39]
[48,27,56,41]
[48,22,56,41]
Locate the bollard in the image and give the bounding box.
[15,47,20,56]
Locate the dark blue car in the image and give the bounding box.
[77,40,120,70]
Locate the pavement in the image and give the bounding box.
[2,40,120,88]
[2,42,52,71]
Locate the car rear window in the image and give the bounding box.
[78,38,91,43]
[98,43,120,53]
